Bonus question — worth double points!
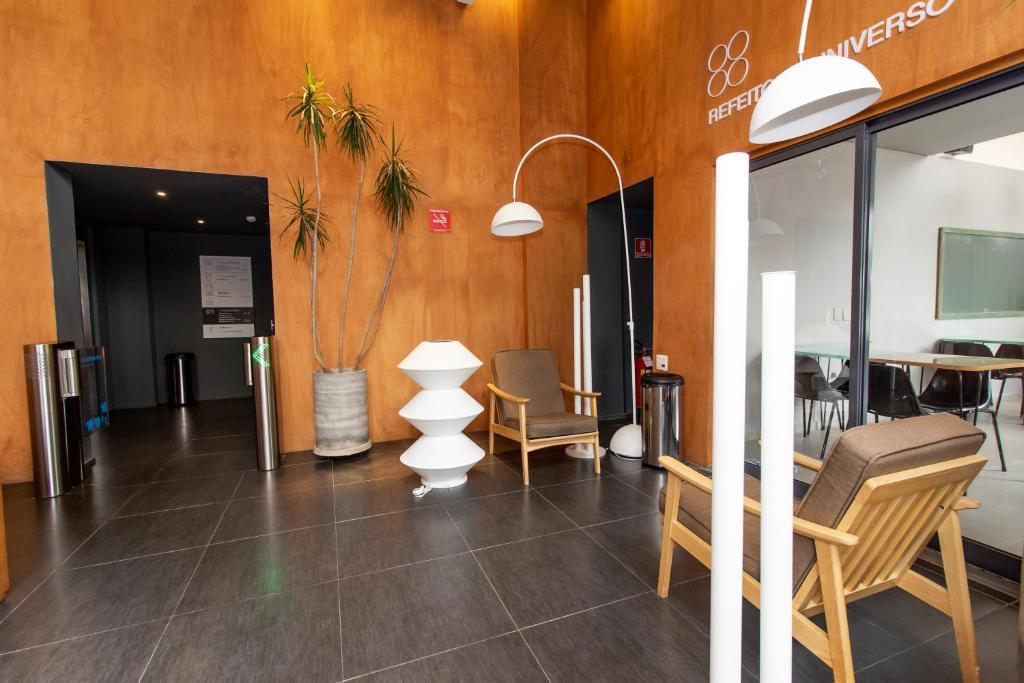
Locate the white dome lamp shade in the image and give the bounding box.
[491,201,543,237]
[749,0,881,145]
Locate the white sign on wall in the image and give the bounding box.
[199,255,255,339]
[706,0,957,127]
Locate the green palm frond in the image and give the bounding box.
[374,127,427,232]
[333,84,380,163]
[283,63,335,151]
[276,177,330,259]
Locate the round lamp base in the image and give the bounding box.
[609,423,643,460]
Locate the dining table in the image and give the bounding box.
[796,346,1024,418]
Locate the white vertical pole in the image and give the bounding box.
[582,274,594,417]
[711,152,749,683]
[572,286,582,414]
[759,271,795,683]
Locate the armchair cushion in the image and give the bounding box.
[492,349,566,424]
[507,411,598,439]
[659,472,781,579]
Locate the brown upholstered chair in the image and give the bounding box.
[656,413,987,683]
[487,349,601,485]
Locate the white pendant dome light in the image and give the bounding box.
[749,0,881,144]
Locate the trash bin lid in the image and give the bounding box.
[641,372,683,387]
[166,353,195,360]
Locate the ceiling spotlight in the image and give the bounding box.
[245,216,257,223]
[155,190,167,197]
[196,219,205,225]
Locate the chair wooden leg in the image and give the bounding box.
[488,393,496,455]
[815,541,855,683]
[591,437,601,475]
[657,474,681,597]
[520,441,530,486]
[938,513,980,683]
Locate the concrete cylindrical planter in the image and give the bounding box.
[313,369,372,457]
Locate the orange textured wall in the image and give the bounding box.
[587,0,1024,464]
[0,0,587,482]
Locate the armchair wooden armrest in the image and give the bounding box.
[755,441,822,473]
[486,383,529,404]
[794,451,824,472]
[659,456,859,548]
[559,383,601,398]
[953,497,980,511]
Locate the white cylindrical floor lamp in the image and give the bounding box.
[760,271,795,683]
[492,134,642,460]
[567,275,606,459]
[711,151,749,683]
[582,274,595,418]
[572,286,582,415]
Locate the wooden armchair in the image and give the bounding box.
[656,413,988,682]
[487,349,601,485]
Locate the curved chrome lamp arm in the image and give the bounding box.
[512,133,637,425]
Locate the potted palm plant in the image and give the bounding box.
[283,64,425,457]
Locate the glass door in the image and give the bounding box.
[868,82,1024,574]
[748,135,858,487]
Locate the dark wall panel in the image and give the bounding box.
[148,231,273,403]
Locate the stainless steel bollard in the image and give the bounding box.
[24,342,84,498]
[245,336,280,471]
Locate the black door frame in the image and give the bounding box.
[750,62,1024,581]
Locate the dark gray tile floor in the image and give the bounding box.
[0,399,1018,681]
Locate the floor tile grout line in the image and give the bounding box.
[0,483,135,629]
[576,523,658,591]
[516,631,553,683]
[517,588,653,632]
[135,471,243,682]
[657,580,713,638]
[441,504,526,624]
[527,473,656,592]
[442,501,559,681]
[111,499,228,520]
[606,470,662,501]
[0,616,172,659]
[59,542,217,572]
[526,484,583,531]
[337,629,520,682]
[331,464,345,682]
[0,573,342,661]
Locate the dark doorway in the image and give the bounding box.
[44,162,274,412]
[587,178,654,418]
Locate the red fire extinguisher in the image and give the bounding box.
[634,342,653,408]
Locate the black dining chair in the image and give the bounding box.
[918,348,1006,471]
[993,343,1024,424]
[794,355,845,458]
[868,363,925,420]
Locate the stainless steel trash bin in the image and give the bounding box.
[166,353,195,406]
[641,372,683,468]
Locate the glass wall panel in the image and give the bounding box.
[746,140,855,472]
[871,84,1024,558]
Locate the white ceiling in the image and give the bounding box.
[947,131,1024,172]
[876,84,1024,158]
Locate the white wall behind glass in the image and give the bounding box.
[871,150,1024,355]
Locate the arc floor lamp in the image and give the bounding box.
[491,133,643,459]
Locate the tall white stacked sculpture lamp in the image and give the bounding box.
[398,341,484,493]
